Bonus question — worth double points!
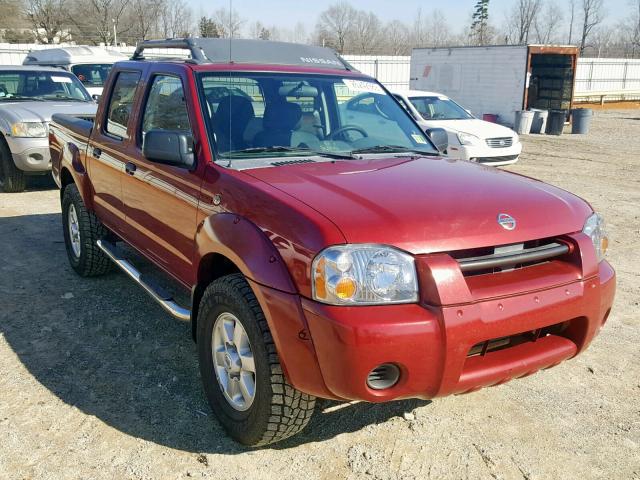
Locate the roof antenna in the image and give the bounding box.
[227,0,233,167]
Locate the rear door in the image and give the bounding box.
[119,66,204,285]
[88,69,143,233]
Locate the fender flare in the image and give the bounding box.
[59,141,94,210]
[195,212,297,293]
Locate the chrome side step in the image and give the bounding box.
[96,240,191,322]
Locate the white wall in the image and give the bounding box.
[576,58,640,92]
[410,46,529,125]
[343,55,411,89]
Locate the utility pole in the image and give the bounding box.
[113,19,117,47]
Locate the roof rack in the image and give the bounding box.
[131,38,355,71]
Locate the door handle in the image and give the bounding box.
[92,147,102,158]
[125,162,137,175]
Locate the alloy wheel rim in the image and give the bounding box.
[212,312,256,411]
[68,204,81,258]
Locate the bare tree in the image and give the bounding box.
[507,0,543,44]
[534,2,564,44]
[351,11,382,54]
[70,0,130,46]
[412,9,453,47]
[630,0,640,56]
[127,0,164,42]
[579,0,605,53]
[213,7,244,38]
[590,25,614,56]
[25,0,72,43]
[384,20,410,55]
[161,0,194,38]
[568,0,576,43]
[315,1,356,53]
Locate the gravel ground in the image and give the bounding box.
[1,110,639,480]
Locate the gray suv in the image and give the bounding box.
[0,66,97,192]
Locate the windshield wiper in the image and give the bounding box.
[223,146,354,160]
[0,96,45,101]
[350,145,438,156]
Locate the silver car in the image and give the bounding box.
[0,66,97,192]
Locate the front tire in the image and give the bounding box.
[0,140,26,193]
[198,274,315,446]
[61,184,112,277]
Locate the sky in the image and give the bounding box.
[191,0,630,33]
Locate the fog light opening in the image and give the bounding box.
[366,363,400,390]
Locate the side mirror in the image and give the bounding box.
[92,94,101,102]
[426,128,448,154]
[143,130,195,169]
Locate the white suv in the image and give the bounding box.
[392,89,522,166]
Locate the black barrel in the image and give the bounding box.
[571,108,593,134]
[546,109,567,136]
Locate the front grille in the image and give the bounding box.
[450,238,571,276]
[486,137,513,148]
[467,322,569,358]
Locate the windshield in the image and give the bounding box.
[71,64,114,88]
[198,73,437,163]
[409,96,473,121]
[0,70,91,102]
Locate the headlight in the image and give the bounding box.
[312,245,418,305]
[513,132,520,143]
[11,122,48,138]
[457,132,480,146]
[582,213,608,262]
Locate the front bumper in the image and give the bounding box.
[255,234,615,403]
[7,136,51,172]
[448,141,522,166]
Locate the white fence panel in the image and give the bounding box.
[343,55,411,89]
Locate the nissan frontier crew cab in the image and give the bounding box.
[49,38,616,447]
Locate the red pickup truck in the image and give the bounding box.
[49,38,615,447]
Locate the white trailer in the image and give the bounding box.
[410,45,579,126]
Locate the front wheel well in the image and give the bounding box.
[191,253,242,341]
[60,167,74,197]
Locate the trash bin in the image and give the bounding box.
[546,109,567,136]
[529,109,549,134]
[483,113,499,123]
[514,110,534,134]
[571,108,593,134]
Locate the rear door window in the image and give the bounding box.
[105,71,141,139]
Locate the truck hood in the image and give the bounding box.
[245,156,592,254]
[0,101,97,124]
[419,118,517,139]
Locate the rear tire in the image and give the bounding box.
[197,274,315,446]
[0,139,26,193]
[61,183,112,277]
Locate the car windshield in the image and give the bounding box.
[0,70,91,102]
[409,96,473,121]
[71,64,114,88]
[198,73,437,163]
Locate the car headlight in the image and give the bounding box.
[513,132,520,143]
[11,122,48,138]
[312,245,418,305]
[582,213,608,262]
[457,132,480,146]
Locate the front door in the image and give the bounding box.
[120,70,203,285]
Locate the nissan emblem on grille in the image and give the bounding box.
[497,213,517,230]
